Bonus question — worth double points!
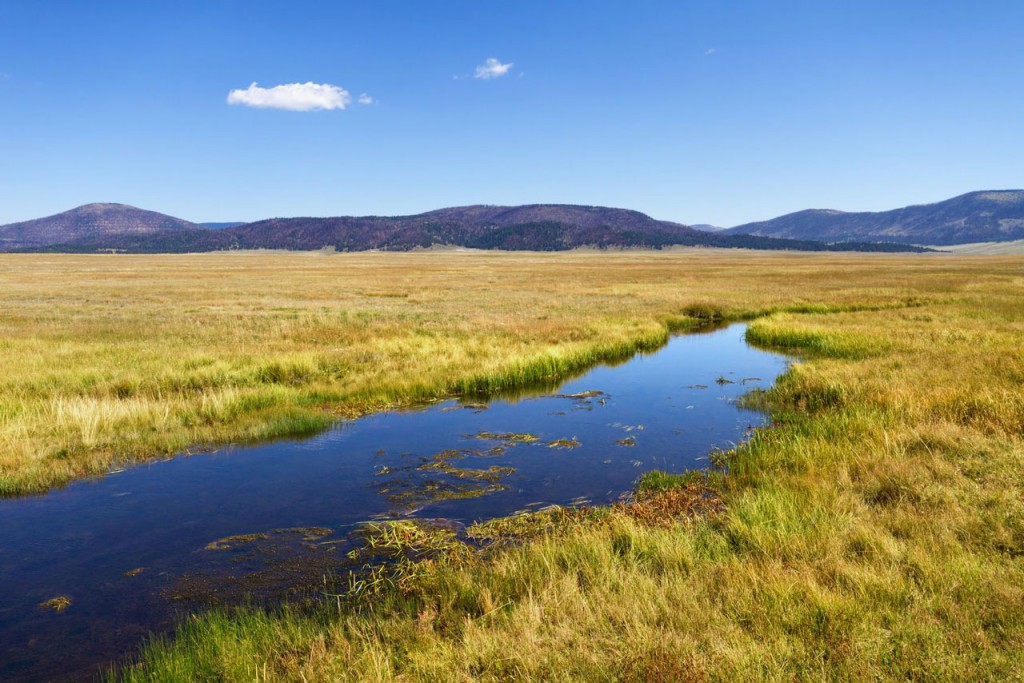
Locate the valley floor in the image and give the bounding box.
[934,239,1024,255]
[0,251,1021,680]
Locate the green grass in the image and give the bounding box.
[2,251,1023,679]
[0,250,986,495]
[635,469,706,495]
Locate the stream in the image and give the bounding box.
[0,323,790,682]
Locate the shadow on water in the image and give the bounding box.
[455,320,733,403]
[0,323,789,682]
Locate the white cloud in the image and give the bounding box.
[474,58,513,79]
[226,81,351,111]
[704,48,718,56]
[357,93,374,105]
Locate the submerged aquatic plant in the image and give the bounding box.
[39,596,72,612]
[417,460,515,482]
[472,431,540,443]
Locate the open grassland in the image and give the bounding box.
[936,239,1024,255]
[0,249,993,496]
[2,250,1023,679]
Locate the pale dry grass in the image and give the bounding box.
[0,252,943,490]
[0,250,1018,494]
[3,250,1018,680]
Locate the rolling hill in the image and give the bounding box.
[16,204,925,254]
[725,190,1024,245]
[0,203,201,251]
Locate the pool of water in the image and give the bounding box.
[0,323,789,681]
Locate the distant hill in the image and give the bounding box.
[22,203,927,254]
[725,190,1024,245]
[689,224,725,232]
[0,203,201,251]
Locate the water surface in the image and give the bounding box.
[0,323,789,682]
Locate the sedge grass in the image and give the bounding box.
[1,250,1023,679]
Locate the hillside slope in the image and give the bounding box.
[725,190,1024,245]
[28,204,926,253]
[0,203,201,251]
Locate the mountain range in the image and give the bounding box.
[2,203,923,254]
[9,190,1023,254]
[725,190,1024,245]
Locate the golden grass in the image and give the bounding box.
[3,249,1023,679]
[0,248,995,496]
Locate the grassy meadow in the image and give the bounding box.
[0,249,973,496]
[1,250,1022,680]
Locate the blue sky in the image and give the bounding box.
[1,1,1021,226]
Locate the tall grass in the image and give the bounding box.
[15,249,1006,681]
[0,249,988,495]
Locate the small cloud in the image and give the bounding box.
[357,93,374,105]
[474,57,513,80]
[704,48,718,56]
[226,81,351,111]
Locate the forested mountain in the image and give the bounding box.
[725,190,1024,245]
[16,203,926,253]
[0,203,200,250]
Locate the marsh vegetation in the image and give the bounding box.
[0,318,783,681]
[0,251,1021,680]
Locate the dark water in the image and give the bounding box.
[0,324,789,682]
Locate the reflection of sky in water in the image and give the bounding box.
[0,324,789,682]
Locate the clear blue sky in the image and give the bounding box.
[1,1,1021,226]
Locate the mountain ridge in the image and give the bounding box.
[725,190,1024,245]
[9,203,924,254]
